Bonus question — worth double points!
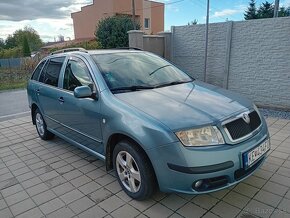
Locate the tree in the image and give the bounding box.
[188,19,198,25]
[0,38,5,49]
[244,0,258,20]
[22,36,31,57]
[13,26,43,51]
[279,6,290,17]
[5,35,17,49]
[257,1,274,18]
[95,15,140,48]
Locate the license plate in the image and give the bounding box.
[243,139,270,168]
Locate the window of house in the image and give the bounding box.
[144,18,150,29]
[39,57,65,87]
[63,58,95,92]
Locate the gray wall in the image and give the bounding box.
[172,17,290,110]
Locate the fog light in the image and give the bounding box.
[194,180,203,188]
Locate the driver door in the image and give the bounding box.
[56,56,103,154]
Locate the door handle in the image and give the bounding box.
[35,89,40,93]
[58,97,64,103]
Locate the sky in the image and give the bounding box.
[0,0,289,42]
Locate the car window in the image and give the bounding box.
[31,60,46,81]
[39,57,65,87]
[63,58,95,92]
[92,52,192,91]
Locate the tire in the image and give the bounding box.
[34,108,54,140]
[113,140,156,200]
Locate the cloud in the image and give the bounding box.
[211,9,242,18]
[0,0,92,21]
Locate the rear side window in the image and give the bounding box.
[31,60,46,81]
[39,57,65,87]
[63,58,94,92]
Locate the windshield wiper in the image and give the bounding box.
[110,85,155,93]
[149,65,171,76]
[154,80,193,88]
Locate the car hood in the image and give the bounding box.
[115,81,253,131]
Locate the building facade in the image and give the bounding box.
[71,0,164,40]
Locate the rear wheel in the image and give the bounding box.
[34,108,54,140]
[113,140,156,200]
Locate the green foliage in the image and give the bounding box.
[48,40,101,53]
[244,0,258,20]
[0,47,22,58]
[188,19,198,25]
[22,36,31,57]
[0,38,5,49]
[5,35,17,49]
[244,0,290,20]
[257,1,274,18]
[95,15,140,48]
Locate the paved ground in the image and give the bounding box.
[0,90,29,122]
[0,116,290,218]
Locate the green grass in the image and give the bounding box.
[0,68,30,91]
[0,80,28,91]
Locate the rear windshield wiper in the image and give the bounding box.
[110,85,155,93]
[154,80,193,88]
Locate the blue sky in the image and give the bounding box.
[164,0,290,30]
[0,0,289,42]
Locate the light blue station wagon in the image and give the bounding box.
[27,48,270,200]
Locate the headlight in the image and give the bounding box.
[175,126,225,147]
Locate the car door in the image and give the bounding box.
[56,56,103,154]
[35,56,66,130]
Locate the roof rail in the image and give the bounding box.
[50,48,88,55]
[115,47,143,51]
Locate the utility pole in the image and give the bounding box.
[204,0,210,82]
[274,0,279,18]
[132,0,136,30]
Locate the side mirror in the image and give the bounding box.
[74,86,96,99]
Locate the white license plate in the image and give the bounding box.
[243,140,270,168]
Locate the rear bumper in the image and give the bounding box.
[146,121,270,194]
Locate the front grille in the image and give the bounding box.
[224,111,261,141]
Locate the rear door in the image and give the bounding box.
[36,56,66,129]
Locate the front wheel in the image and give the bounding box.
[113,140,156,200]
[34,108,54,140]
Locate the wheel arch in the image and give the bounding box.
[105,133,158,186]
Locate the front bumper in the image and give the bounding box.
[146,122,270,194]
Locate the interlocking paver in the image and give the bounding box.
[78,181,101,195]
[15,207,43,218]
[111,204,140,218]
[211,201,240,218]
[78,205,107,218]
[68,196,95,214]
[5,190,29,206]
[176,202,205,218]
[2,116,290,218]
[32,190,57,206]
[26,183,49,197]
[254,190,283,207]
[98,195,125,213]
[9,198,36,216]
[60,189,84,205]
[245,199,275,218]
[39,198,65,215]
[191,194,219,210]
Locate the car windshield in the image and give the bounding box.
[92,52,193,93]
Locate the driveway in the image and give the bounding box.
[0,116,289,218]
[0,90,29,122]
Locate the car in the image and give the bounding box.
[27,48,270,200]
